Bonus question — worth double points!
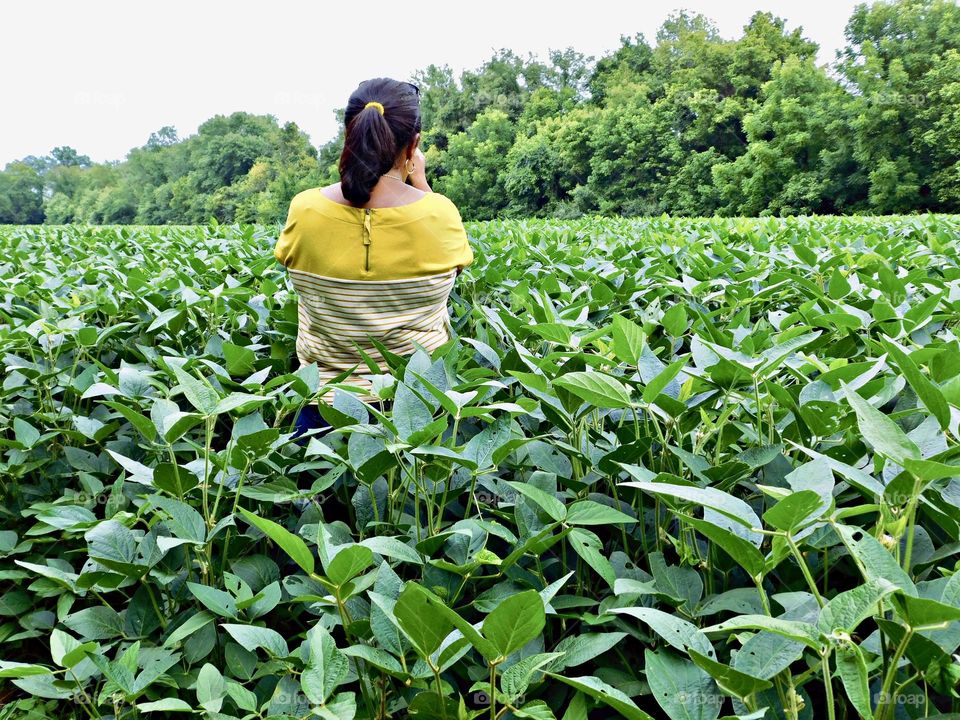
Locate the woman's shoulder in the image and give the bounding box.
[287,185,462,221]
[422,191,463,218]
[286,186,321,213]
[289,184,349,207]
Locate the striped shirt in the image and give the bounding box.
[274,188,473,402]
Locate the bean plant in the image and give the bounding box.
[0,215,959,720]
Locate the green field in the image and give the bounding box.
[2,215,960,720]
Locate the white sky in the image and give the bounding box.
[0,0,861,167]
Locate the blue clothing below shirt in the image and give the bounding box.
[292,404,330,445]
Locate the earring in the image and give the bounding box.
[405,159,416,177]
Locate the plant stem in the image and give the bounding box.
[786,534,825,608]
[220,457,252,574]
[143,582,167,630]
[901,476,922,573]
[821,651,836,720]
[201,415,213,524]
[876,627,913,720]
[432,665,448,720]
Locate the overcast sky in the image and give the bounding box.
[1,0,863,167]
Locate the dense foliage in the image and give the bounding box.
[3,0,960,224]
[2,214,960,719]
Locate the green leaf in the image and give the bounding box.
[138,698,194,713]
[554,371,633,409]
[105,449,155,485]
[609,607,714,657]
[186,582,237,619]
[624,481,762,540]
[551,632,627,670]
[732,630,805,680]
[818,580,898,635]
[514,700,558,720]
[684,516,766,579]
[401,583,500,663]
[393,382,436,442]
[237,507,314,575]
[834,524,917,596]
[221,623,288,656]
[164,611,215,647]
[507,481,566,522]
[14,560,79,590]
[702,615,823,650]
[612,314,644,366]
[836,643,874,720]
[762,490,824,533]
[841,382,921,464]
[828,268,851,299]
[196,662,225,714]
[326,545,374,587]
[360,536,423,565]
[900,457,960,483]
[149,496,206,543]
[77,326,99,346]
[170,363,219,415]
[565,500,635,526]
[642,358,686,403]
[0,663,51,679]
[85,519,142,576]
[103,401,157,442]
[394,583,453,657]
[645,649,722,720]
[13,417,40,449]
[223,342,256,376]
[649,552,703,610]
[881,338,951,430]
[50,629,94,668]
[501,652,565,702]
[890,595,960,629]
[483,590,546,659]
[662,304,688,337]
[544,674,653,720]
[342,644,404,676]
[687,648,772,699]
[302,623,348,705]
[568,528,616,589]
[213,392,270,415]
[62,606,123,641]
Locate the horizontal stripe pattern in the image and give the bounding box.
[289,267,457,399]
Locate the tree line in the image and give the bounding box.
[2,0,958,224]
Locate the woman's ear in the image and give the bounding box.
[408,132,421,159]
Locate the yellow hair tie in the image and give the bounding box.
[364,101,385,115]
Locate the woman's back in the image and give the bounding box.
[274,77,472,411]
[274,185,473,400]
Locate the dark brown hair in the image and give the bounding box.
[338,78,422,206]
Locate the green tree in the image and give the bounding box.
[0,162,44,223]
[712,56,860,216]
[839,0,960,212]
[588,33,653,106]
[434,109,516,219]
[586,83,682,215]
[504,107,597,215]
[917,49,960,207]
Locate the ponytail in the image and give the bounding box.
[338,78,422,207]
